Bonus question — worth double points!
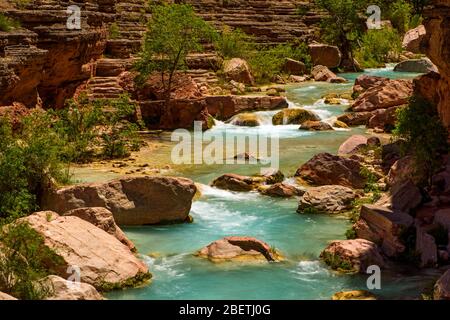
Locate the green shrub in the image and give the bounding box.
[0,222,64,300]
[0,112,69,221]
[215,26,252,59]
[388,0,413,33]
[355,28,402,68]
[108,22,121,39]
[393,95,448,186]
[0,13,20,32]
[248,43,311,83]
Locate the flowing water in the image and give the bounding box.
[80,67,439,300]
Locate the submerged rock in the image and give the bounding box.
[231,113,261,127]
[64,207,136,252]
[42,176,197,226]
[320,239,385,273]
[40,275,103,300]
[196,237,282,263]
[272,108,320,125]
[298,185,357,214]
[295,153,366,189]
[19,212,150,290]
[332,290,376,300]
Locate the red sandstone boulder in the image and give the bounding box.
[386,156,416,186]
[284,58,307,75]
[402,25,426,53]
[259,183,305,198]
[295,153,366,189]
[223,58,255,85]
[0,292,17,300]
[367,105,403,132]
[272,108,320,125]
[138,73,203,101]
[40,275,103,300]
[41,176,197,226]
[375,180,422,214]
[196,236,282,263]
[299,120,333,131]
[311,65,344,82]
[338,135,368,155]
[337,112,373,126]
[18,212,150,289]
[64,207,136,252]
[298,185,357,214]
[350,79,414,112]
[353,75,389,95]
[320,239,385,273]
[309,44,342,69]
[211,174,257,192]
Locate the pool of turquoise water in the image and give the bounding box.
[103,68,440,300]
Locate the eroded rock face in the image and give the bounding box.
[354,204,413,257]
[40,275,103,300]
[42,177,197,226]
[196,237,282,263]
[402,25,426,53]
[295,153,366,189]
[434,269,450,300]
[320,239,385,273]
[298,185,357,214]
[350,79,414,112]
[64,207,136,252]
[19,212,150,290]
[422,1,450,131]
[309,43,342,69]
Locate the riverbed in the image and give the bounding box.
[75,67,440,300]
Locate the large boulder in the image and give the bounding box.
[402,25,426,53]
[354,204,413,257]
[64,207,136,252]
[297,185,357,214]
[311,65,346,83]
[223,58,255,85]
[386,156,416,186]
[19,212,150,290]
[434,270,450,300]
[42,176,197,226]
[40,275,103,300]
[394,58,438,73]
[0,292,17,300]
[259,183,305,198]
[308,44,342,69]
[211,174,258,192]
[230,113,261,127]
[350,79,414,112]
[284,58,307,75]
[320,239,385,273]
[299,120,333,131]
[196,236,282,263]
[353,75,389,96]
[367,105,403,132]
[295,153,366,189]
[338,135,368,155]
[375,180,422,214]
[272,108,320,125]
[337,112,373,126]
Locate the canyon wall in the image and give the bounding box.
[421,0,450,130]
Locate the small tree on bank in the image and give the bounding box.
[135,4,216,110]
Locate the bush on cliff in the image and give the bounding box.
[0,13,20,32]
[393,95,449,186]
[215,26,253,59]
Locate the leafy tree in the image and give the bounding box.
[315,0,369,71]
[215,26,253,59]
[393,95,449,186]
[135,3,216,106]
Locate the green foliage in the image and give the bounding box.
[135,3,216,94]
[355,28,402,68]
[321,251,355,272]
[247,43,311,83]
[108,22,121,39]
[0,13,20,32]
[295,5,310,16]
[393,95,448,186]
[215,26,253,59]
[0,112,68,221]
[345,227,357,240]
[0,222,64,300]
[360,166,381,201]
[388,0,413,33]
